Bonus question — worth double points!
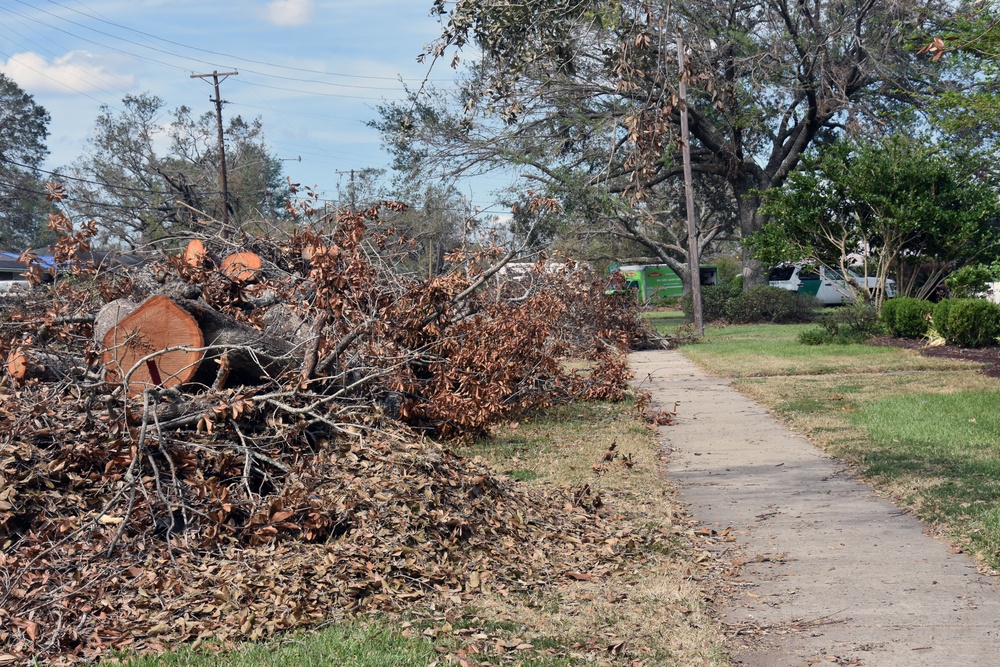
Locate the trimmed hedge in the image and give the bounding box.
[944,298,1000,348]
[880,297,900,333]
[726,286,817,324]
[683,284,816,324]
[881,296,933,338]
[681,282,742,322]
[932,299,954,340]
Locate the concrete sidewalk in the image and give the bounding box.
[631,350,1000,667]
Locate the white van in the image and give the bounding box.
[768,264,896,305]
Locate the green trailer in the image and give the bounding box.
[615,264,718,303]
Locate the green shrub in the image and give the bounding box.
[945,265,996,298]
[725,286,817,324]
[880,298,900,334]
[807,301,883,344]
[681,281,742,321]
[944,298,1000,348]
[798,327,866,345]
[683,284,816,324]
[884,297,934,338]
[932,299,953,339]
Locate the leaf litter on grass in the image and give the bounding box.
[0,404,674,665]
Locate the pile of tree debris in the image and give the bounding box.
[0,197,661,663]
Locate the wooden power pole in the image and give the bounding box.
[191,70,238,238]
[676,32,704,337]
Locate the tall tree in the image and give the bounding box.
[383,0,947,285]
[68,93,289,248]
[918,0,1000,147]
[0,73,52,250]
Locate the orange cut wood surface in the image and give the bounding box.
[101,295,204,395]
[6,348,27,380]
[183,239,207,267]
[221,252,262,282]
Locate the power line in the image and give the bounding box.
[0,16,133,98]
[0,47,114,106]
[1,5,416,101]
[9,0,452,93]
[38,0,453,84]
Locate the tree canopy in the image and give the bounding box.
[0,73,52,250]
[748,133,1000,305]
[378,0,949,284]
[919,0,1000,147]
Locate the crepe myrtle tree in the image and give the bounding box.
[746,133,1000,309]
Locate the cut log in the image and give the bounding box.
[5,348,90,383]
[301,244,329,262]
[93,299,139,346]
[183,239,209,268]
[221,252,262,283]
[171,298,298,385]
[6,348,27,380]
[102,295,205,395]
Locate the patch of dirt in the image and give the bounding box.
[869,335,1000,378]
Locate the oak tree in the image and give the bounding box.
[383,0,949,284]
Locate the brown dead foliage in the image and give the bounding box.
[0,194,662,664]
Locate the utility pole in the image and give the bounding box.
[191,70,238,238]
[335,169,357,211]
[676,31,704,337]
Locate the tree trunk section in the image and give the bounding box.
[221,252,262,283]
[733,175,769,289]
[171,298,298,385]
[101,295,205,395]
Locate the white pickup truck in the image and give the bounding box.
[768,264,896,305]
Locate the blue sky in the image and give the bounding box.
[0,0,510,214]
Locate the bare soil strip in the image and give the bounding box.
[632,350,1000,667]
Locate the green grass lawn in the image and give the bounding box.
[114,621,441,667]
[682,323,976,377]
[851,391,1000,562]
[679,323,1000,569]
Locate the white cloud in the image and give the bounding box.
[265,0,313,26]
[0,51,133,95]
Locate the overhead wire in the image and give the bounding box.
[40,0,454,83]
[3,158,510,214]
[11,0,452,93]
[0,14,133,99]
[0,2,511,214]
[0,46,113,105]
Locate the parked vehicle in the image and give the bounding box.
[0,254,30,296]
[767,264,896,305]
[615,264,718,303]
